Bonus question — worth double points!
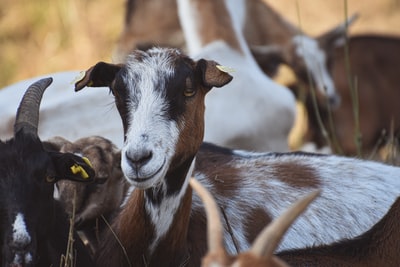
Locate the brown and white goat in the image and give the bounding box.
[194,174,400,267]
[177,0,296,152]
[190,178,319,267]
[76,47,400,267]
[47,135,130,253]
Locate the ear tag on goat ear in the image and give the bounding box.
[72,71,94,87]
[72,71,86,85]
[70,163,90,179]
[216,65,235,73]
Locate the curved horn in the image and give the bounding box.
[14,77,53,136]
[189,178,227,255]
[250,190,320,258]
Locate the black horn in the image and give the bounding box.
[14,77,53,136]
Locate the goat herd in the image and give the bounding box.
[1,0,400,266]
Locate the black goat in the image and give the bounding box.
[0,78,96,267]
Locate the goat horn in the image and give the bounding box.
[250,190,320,258]
[14,77,53,136]
[189,178,227,256]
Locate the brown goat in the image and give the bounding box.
[287,35,400,156]
[48,135,130,253]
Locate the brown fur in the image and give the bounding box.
[114,0,184,62]
[272,162,321,189]
[301,35,400,156]
[193,0,242,53]
[114,0,299,62]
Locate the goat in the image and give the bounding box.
[283,34,400,157]
[0,78,96,266]
[177,0,296,152]
[48,135,130,254]
[114,0,354,107]
[190,177,319,267]
[0,71,123,147]
[76,47,400,266]
[194,174,400,267]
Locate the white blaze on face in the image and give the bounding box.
[120,51,181,188]
[12,213,31,247]
[293,35,336,100]
[12,213,33,265]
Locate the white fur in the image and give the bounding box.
[192,151,400,253]
[293,35,336,100]
[0,71,123,146]
[121,52,180,188]
[12,213,31,247]
[177,0,296,152]
[11,213,33,265]
[147,160,195,252]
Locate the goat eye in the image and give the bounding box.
[46,176,56,183]
[184,88,196,97]
[184,77,195,97]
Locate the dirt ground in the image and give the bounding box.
[1,0,399,88]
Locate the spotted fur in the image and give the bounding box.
[76,47,400,267]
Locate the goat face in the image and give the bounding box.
[75,47,232,190]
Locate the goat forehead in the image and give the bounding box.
[119,49,195,124]
[293,35,322,61]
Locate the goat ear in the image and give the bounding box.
[48,152,95,183]
[318,13,359,49]
[196,59,233,89]
[250,45,285,77]
[74,62,123,92]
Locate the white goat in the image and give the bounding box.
[75,47,400,267]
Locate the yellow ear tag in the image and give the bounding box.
[216,65,235,73]
[71,71,86,85]
[70,164,90,179]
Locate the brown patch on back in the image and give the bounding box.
[195,0,242,53]
[272,162,321,189]
[244,207,273,245]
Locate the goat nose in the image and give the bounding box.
[125,149,153,168]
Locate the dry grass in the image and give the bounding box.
[2,0,400,88]
[0,0,123,88]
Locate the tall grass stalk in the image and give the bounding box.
[343,0,363,157]
[60,189,77,267]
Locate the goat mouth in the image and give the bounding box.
[128,159,166,188]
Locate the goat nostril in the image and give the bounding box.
[126,150,153,167]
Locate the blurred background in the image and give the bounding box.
[1,0,400,88]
